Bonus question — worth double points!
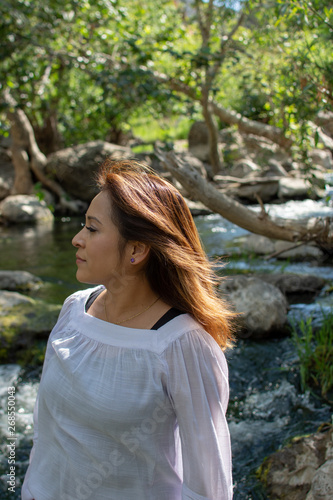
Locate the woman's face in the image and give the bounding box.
[72,191,130,288]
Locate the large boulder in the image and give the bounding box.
[258,424,333,500]
[0,271,42,292]
[46,140,132,202]
[254,273,326,303]
[219,275,288,338]
[0,195,54,224]
[0,290,61,364]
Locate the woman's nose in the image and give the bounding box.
[72,228,85,248]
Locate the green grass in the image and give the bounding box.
[291,312,333,402]
[130,116,193,144]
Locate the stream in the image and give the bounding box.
[0,197,333,499]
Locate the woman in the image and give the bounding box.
[22,159,235,500]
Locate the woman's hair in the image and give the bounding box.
[97,158,235,349]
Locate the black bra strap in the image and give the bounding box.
[85,289,184,330]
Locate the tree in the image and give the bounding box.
[1,0,332,246]
[0,0,180,151]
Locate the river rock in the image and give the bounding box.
[244,234,324,260]
[258,424,333,500]
[309,148,333,170]
[254,273,326,303]
[46,140,132,202]
[0,290,61,364]
[228,158,260,178]
[235,178,279,202]
[0,271,42,291]
[219,276,288,338]
[0,195,54,224]
[278,177,312,200]
[306,461,333,500]
[315,111,333,137]
[265,158,289,177]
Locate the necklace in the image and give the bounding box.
[104,292,160,325]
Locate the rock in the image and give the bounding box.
[306,460,333,500]
[0,271,42,291]
[244,234,276,254]
[274,240,324,259]
[235,179,279,202]
[309,149,333,170]
[244,234,324,260]
[228,158,260,178]
[278,177,312,200]
[317,127,333,151]
[219,276,288,338]
[254,273,326,303]
[258,424,333,500]
[0,290,32,309]
[0,290,61,364]
[46,140,132,202]
[265,158,289,177]
[188,121,210,162]
[315,111,333,138]
[0,195,54,224]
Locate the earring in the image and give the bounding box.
[130,258,135,263]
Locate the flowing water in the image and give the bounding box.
[0,197,333,499]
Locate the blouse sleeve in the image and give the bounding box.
[164,329,233,500]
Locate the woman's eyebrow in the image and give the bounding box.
[85,214,103,225]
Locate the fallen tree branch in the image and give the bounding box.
[155,149,332,247]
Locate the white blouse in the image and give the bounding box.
[22,286,233,500]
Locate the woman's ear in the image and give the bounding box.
[130,242,150,264]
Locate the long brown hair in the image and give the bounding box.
[97,158,235,349]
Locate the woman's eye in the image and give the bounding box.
[81,223,97,233]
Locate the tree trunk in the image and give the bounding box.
[4,91,34,194]
[156,149,332,248]
[202,97,222,175]
[3,91,84,213]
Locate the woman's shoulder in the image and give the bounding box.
[156,313,221,355]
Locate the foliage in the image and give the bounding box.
[291,312,333,402]
[0,0,332,157]
[0,0,185,149]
